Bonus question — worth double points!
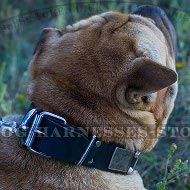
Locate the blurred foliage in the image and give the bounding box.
[156,143,189,190]
[0,0,190,189]
[0,62,12,115]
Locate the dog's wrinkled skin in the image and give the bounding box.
[0,5,178,190]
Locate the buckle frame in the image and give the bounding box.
[77,135,96,166]
[20,110,67,158]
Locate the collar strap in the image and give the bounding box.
[16,107,140,174]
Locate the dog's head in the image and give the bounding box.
[28,5,178,152]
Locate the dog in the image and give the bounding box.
[0,5,177,190]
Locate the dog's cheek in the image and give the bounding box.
[162,82,178,124]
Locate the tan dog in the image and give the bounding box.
[0,5,177,190]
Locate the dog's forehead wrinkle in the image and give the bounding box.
[129,15,164,40]
[127,26,167,64]
[65,15,107,32]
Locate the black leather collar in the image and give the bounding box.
[15,104,140,174]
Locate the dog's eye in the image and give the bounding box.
[126,96,149,104]
[125,90,157,105]
[126,93,153,105]
[126,95,141,104]
[141,96,149,103]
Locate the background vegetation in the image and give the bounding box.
[0,0,190,189]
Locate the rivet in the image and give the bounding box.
[127,167,134,174]
[88,158,93,164]
[96,141,101,147]
[21,125,28,132]
[134,151,141,158]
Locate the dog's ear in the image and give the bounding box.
[127,57,177,99]
[132,5,177,59]
[33,28,62,55]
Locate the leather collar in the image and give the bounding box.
[1,104,141,174]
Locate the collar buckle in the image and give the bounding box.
[20,110,67,158]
